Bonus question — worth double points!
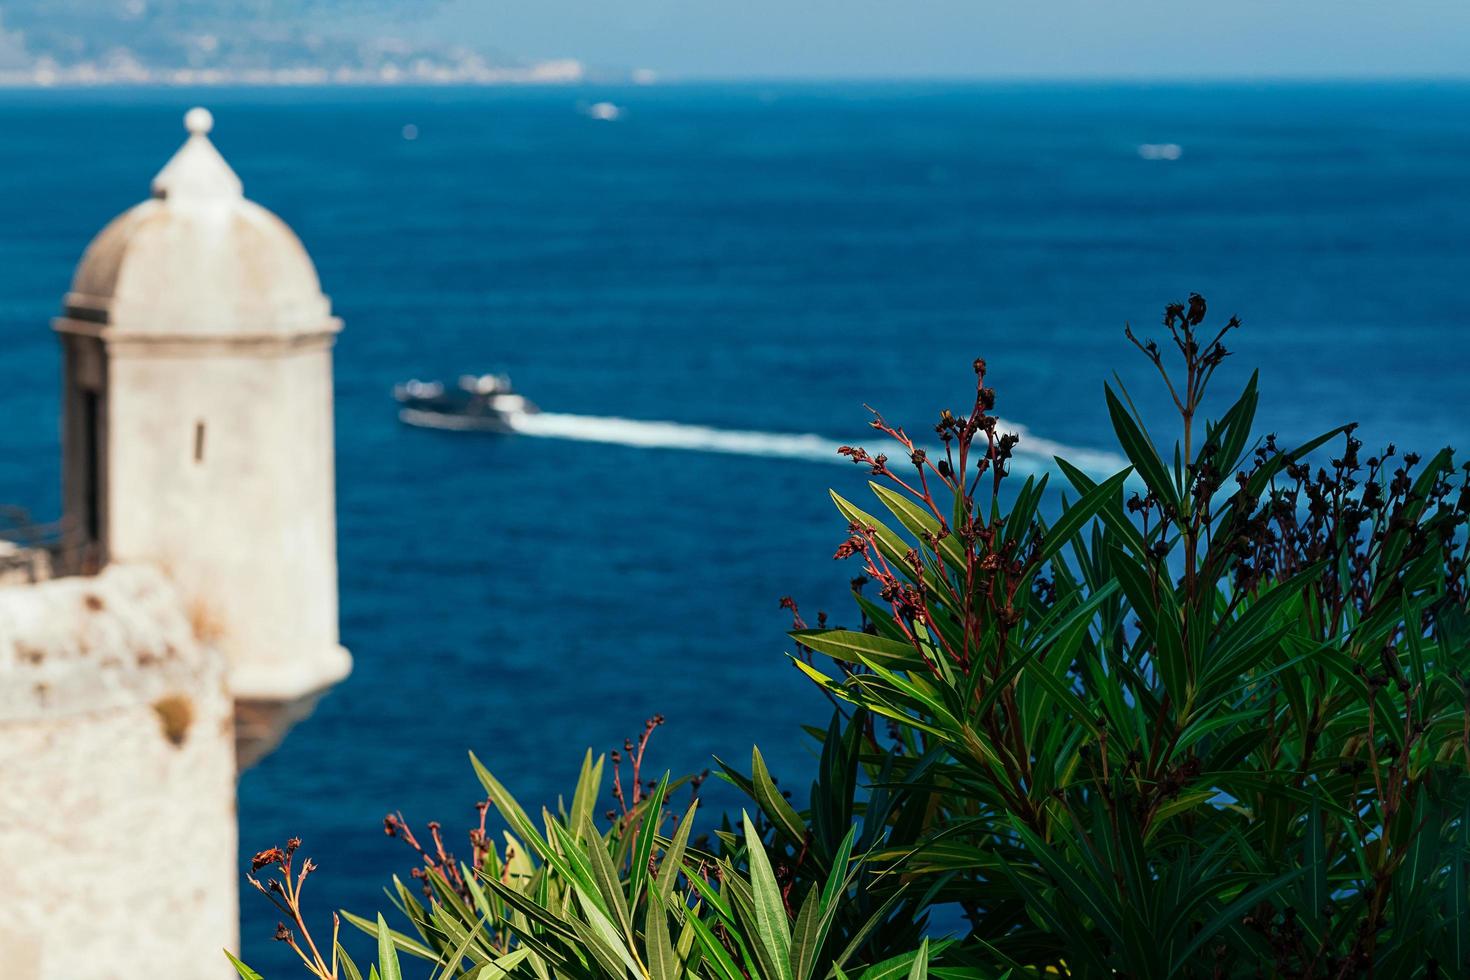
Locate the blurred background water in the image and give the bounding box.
[0,81,1466,971]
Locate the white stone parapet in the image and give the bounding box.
[0,564,237,978]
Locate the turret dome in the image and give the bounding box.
[62,107,334,337]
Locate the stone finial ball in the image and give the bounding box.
[184,107,214,136]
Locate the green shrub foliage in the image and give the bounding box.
[236,298,1470,979]
[239,728,942,980]
[801,297,1470,977]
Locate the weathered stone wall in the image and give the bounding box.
[0,564,237,979]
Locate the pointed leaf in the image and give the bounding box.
[646,890,680,980]
[630,772,671,907]
[1038,467,1133,563]
[790,884,823,980]
[660,799,700,901]
[751,747,807,849]
[743,812,794,980]
[376,913,404,980]
[224,951,264,980]
[1105,383,1176,510]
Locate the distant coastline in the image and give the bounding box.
[0,58,609,88]
[0,1,634,88]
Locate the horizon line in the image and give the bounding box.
[0,73,1468,92]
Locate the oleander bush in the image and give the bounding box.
[234,297,1470,979]
[796,296,1470,977]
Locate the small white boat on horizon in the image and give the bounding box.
[1138,142,1183,161]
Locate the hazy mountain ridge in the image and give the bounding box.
[0,0,586,84]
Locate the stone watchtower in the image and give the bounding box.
[53,108,351,748]
[0,109,350,977]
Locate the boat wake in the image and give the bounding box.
[505,412,1127,478]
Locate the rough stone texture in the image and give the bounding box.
[0,564,237,978]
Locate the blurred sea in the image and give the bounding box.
[0,82,1466,971]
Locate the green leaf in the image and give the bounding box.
[478,877,581,946]
[1168,868,1308,972]
[1038,467,1133,563]
[1020,580,1120,675]
[660,799,700,901]
[907,938,930,980]
[830,491,920,579]
[569,912,640,979]
[790,884,823,980]
[827,884,914,976]
[581,814,635,943]
[1201,563,1323,689]
[853,942,939,980]
[630,772,671,907]
[547,819,604,907]
[742,812,794,980]
[472,949,532,980]
[429,903,496,971]
[569,749,606,841]
[819,823,858,913]
[685,866,739,930]
[1210,371,1259,475]
[869,482,966,571]
[814,712,861,858]
[1054,456,1150,560]
[1022,658,1101,739]
[1003,473,1047,547]
[337,945,364,980]
[1374,447,1454,600]
[789,657,950,738]
[687,912,747,980]
[791,630,925,671]
[470,752,573,881]
[377,913,404,980]
[1105,382,1176,511]
[1011,822,1123,955]
[1172,710,1264,756]
[646,890,680,980]
[853,594,909,641]
[1236,426,1351,504]
[751,746,807,849]
[340,911,438,961]
[223,951,264,980]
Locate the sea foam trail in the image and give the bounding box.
[506,412,1128,478]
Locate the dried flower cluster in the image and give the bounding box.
[246,838,340,980]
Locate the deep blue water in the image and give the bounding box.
[0,82,1467,973]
